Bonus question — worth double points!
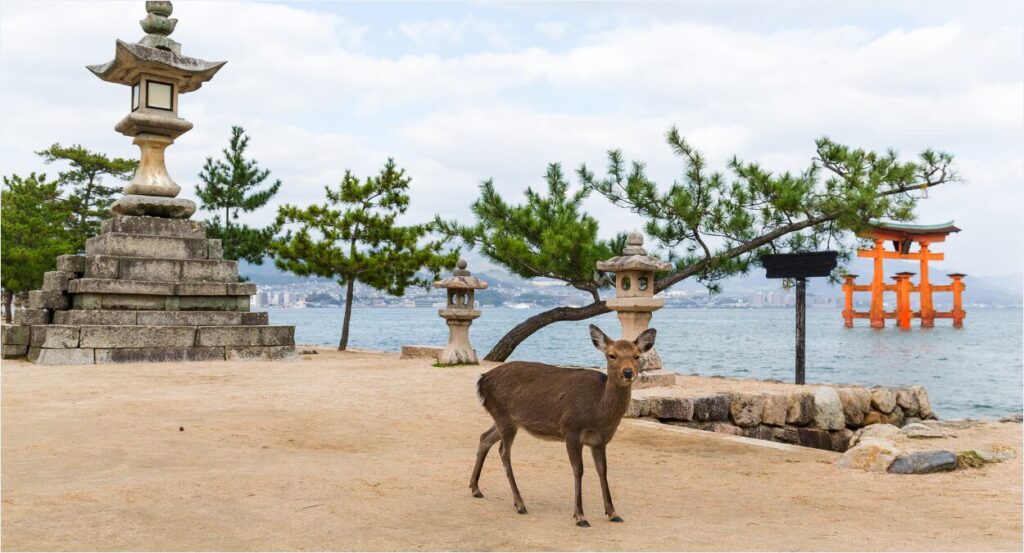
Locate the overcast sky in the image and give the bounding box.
[1,1,1021,277]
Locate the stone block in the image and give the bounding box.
[77,293,168,311]
[28,290,68,310]
[896,388,920,418]
[2,343,28,358]
[30,325,80,348]
[911,385,934,419]
[95,346,226,364]
[69,279,176,296]
[110,195,196,219]
[836,387,871,427]
[848,423,900,448]
[2,325,31,345]
[813,387,846,430]
[195,326,261,346]
[692,394,730,422]
[56,254,86,274]
[771,426,799,444]
[797,427,834,450]
[101,215,206,238]
[28,347,95,365]
[650,397,694,421]
[176,296,248,311]
[54,310,138,325]
[871,387,897,414]
[878,405,904,427]
[84,256,120,279]
[260,326,294,346]
[225,345,299,361]
[240,312,269,325]
[729,393,765,427]
[633,370,677,389]
[79,326,196,348]
[86,233,209,260]
[117,258,179,281]
[761,393,789,426]
[226,282,256,296]
[742,425,774,441]
[181,260,238,283]
[207,239,223,259]
[137,311,242,326]
[42,271,75,291]
[400,344,441,359]
[837,438,899,472]
[176,283,227,296]
[888,451,957,474]
[830,428,854,452]
[700,421,744,435]
[786,393,815,426]
[13,309,50,325]
[626,397,650,418]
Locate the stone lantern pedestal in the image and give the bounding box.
[597,232,672,374]
[434,260,487,365]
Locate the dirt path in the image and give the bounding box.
[2,350,1021,551]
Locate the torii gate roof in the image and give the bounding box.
[861,219,961,242]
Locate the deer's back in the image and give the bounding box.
[476,361,607,440]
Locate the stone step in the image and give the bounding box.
[29,324,294,349]
[72,293,250,311]
[101,215,207,239]
[53,310,269,326]
[27,345,298,365]
[86,233,221,260]
[68,278,255,297]
[77,255,239,283]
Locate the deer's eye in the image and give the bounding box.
[608,354,617,360]
[634,355,640,360]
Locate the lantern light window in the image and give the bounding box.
[146,80,174,111]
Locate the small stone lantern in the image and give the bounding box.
[434,259,488,365]
[597,231,671,371]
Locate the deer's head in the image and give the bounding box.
[589,324,657,387]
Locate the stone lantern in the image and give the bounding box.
[87,0,225,219]
[597,231,672,371]
[434,259,488,365]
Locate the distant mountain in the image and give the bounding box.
[239,259,332,285]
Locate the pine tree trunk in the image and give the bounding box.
[484,301,611,362]
[338,279,355,351]
[2,291,12,324]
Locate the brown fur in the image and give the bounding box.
[470,324,657,527]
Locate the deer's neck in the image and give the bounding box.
[601,379,632,424]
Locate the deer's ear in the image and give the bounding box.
[635,328,657,353]
[589,325,611,352]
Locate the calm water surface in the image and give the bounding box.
[267,307,1023,420]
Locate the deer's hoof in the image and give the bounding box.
[472,490,484,498]
[576,520,590,528]
[517,506,528,515]
[610,515,624,523]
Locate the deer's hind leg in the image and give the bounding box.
[470,424,500,498]
[497,426,527,514]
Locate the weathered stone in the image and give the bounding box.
[969,447,1016,463]
[888,451,957,474]
[911,385,934,419]
[176,282,227,296]
[836,387,872,427]
[2,325,31,345]
[692,394,730,422]
[903,416,922,427]
[695,421,744,436]
[225,346,299,361]
[863,410,883,426]
[896,388,920,417]
[900,422,950,439]
[879,405,905,427]
[831,428,854,452]
[42,271,75,291]
[28,290,68,310]
[56,254,86,274]
[73,293,166,311]
[786,393,815,426]
[813,387,846,430]
[259,326,294,346]
[180,260,238,283]
[771,426,799,444]
[226,282,256,296]
[240,312,269,325]
[117,257,179,281]
[101,215,206,238]
[69,279,176,296]
[400,344,441,359]
[137,311,242,326]
[729,393,765,427]
[28,347,95,365]
[207,239,223,259]
[79,325,196,348]
[195,326,293,347]
[797,427,833,450]
[177,296,249,311]
[86,233,208,259]
[742,425,774,441]
[761,392,789,426]
[837,438,900,472]
[95,346,225,364]
[13,309,50,325]
[54,310,139,325]
[849,423,900,447]
[2,343,28,358]
[30,325,80,348]
[625,397,650,418]
[111,194,196,219]
[650,397,694,421]
[85,256,120,279]
[871,387,898,414]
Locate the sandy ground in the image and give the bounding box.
[1,349,1021,551]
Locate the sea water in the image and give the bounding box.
[266,306,1023,420]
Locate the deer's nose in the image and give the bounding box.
[623,369,634,380]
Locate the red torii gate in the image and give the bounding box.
[842,221,965,329]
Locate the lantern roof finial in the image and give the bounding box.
[139,1,181,54]
[597,231,672,273]
[435,259,488,290]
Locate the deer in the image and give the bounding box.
[470,324,656,527]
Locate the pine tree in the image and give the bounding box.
[1,173,74,321]
[36,144,137,251]
[441,128,958,361]
[270,159,458,350]
[196,126,282,264]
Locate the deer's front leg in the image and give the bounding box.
[566,434,588,527]
[591,444,622,522]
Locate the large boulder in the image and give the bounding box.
[836,387,871,427]
[650,397,694,421]
[761,393,789,426]
[911,385,934,419]
[729,394,765,427]
[878,405,905,427]
[837,438,900,472]
[849,423,900,448]
[871,387,898,414]
[896,388,920,418]
[813,387,846,430]
[899,422,950,439]
[692,394,730,422]
[786,393,815,426]
[888,451,957,474]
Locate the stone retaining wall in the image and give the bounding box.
[627,372,935,452]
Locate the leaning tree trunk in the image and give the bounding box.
[338,279,355,351]
[484,301,611,362]
[2,291,12,324]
